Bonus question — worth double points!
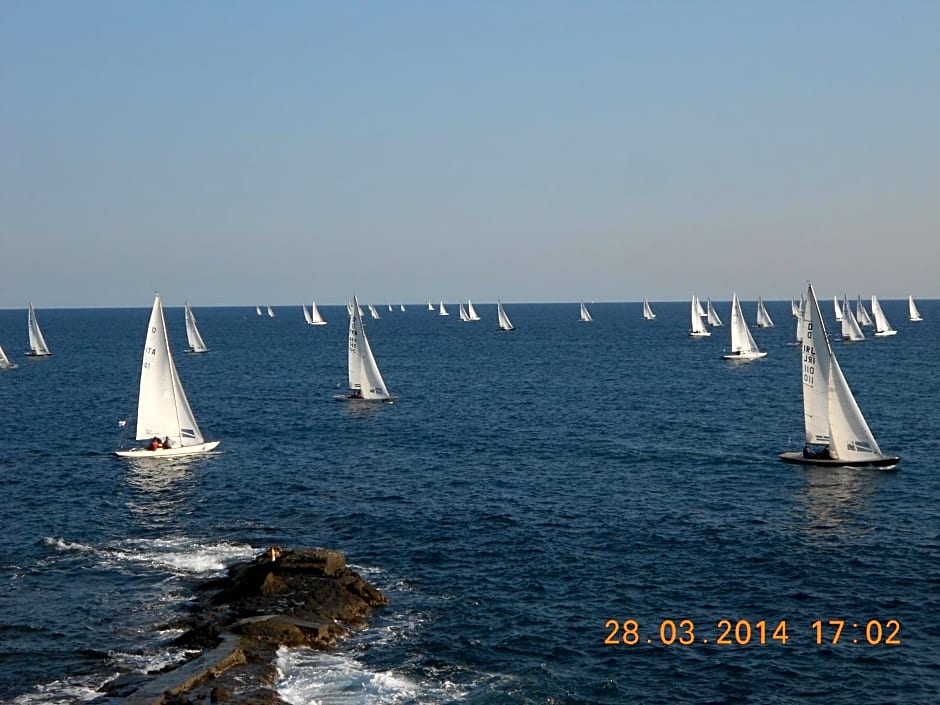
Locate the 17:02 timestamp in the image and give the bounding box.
[604,619,902,646]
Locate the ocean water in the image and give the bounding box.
[0,299,938,704]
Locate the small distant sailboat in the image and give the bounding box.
[755,297,774,328]
[792,297,807,345]
[255,306,263,316]
[302,304,313,325]
[833,296,843,322]
[706,298,723,327]
[340,294,393,402]
[115,294,220,458]
[791,299,801,318]
[870,295,897,337]
[0,343,18,370]
[368,303,381,320]
[642,298,656,320]
[346,301,354,316]
[184,302,209,353]
[459,303,470,321]
[266,305,276,318]
[840,296,865,342]
[467,300,481,321]
[309,301,327,326]
[780,283,898,468]
[26,303,52,357]
[387,303,393,313]
[689,296,710,337]
[723,292,766,360]
[438,301,449,316]
[427,300,435,312]
[399,303,406,312]
[579,299,593,322]
[496,300,515,331]
[908,296,923,322]
[855,295,873,327]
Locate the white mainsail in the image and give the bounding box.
[459,303,470,321]
[579,299,593,322]
[400,303,406,312]
[302,305,314,325]
[256,306,263,316]
[26,303,52,356]
[870,295,897,337]
[0,343,17,370]
[369,303,381,320]
[642,298,656,320]
[438,301,449,316]
[786,282,893,466]
[908,296,922,322]
[689,296,710,337]
[695,296,707,318]
[755,297,774,328]
[346,294,392,401]
[723,292,766,360]
[497,300,515,331]
[266,305,276,318]
[706,298,723,326]
[184,302,209,353]
[310,301,327,325]
[467,300,480,321]
[840,296,865,342]
[855,295,873,327]
[794,297,807,344]
[791,299,800,318]
[388,303,393,312]
[427,300,434,311]
[116,294,219,457]
[347,301,354,316]
[833,296,843,322]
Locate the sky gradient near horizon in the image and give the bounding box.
[3,1,939,308]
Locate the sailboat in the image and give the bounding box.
[459,303,470,321]
[400,303,406,312]
[908,296,923,322]
[0,343,18,370]
[26,303,52,356]
[340,294,394,402]
[115,294,220,458]
[706,298,723,326]
[184,302,209,353]
[266,305,276,318]
[791,299,801,318]
[689,296,710,337]
[256,306,263,316]
[427,300,434,311]
[368,303,381,320]
[870,295,897,337]
[855,295,873,327]
[467,300,481,321]
[309,301,327,326]
[302,305,314,325]
[438,301,449,316]
[723,292,766,360]
[755,297,774,328]
[779,283,899,468]
[496,300,515,331]
[387,303,393,313]
[642,298,656,320]
[791,297,807,345]
[840,296,865,342]
[833,296,843,322]
[579,300,593,322]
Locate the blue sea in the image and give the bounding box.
[1,299,938,704]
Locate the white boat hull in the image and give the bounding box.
[873,330,898,337]
[722,351,767,360]
[114,440,221,458]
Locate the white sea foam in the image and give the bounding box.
[9,677,107,705]
[115,537,256,575]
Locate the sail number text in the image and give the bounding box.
[604,618,901,646]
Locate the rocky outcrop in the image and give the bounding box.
[106,547,387,705]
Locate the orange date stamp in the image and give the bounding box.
[604,618,902,646]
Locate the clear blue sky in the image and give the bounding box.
[2,1,938,308]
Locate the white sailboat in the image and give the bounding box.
[792,297,807,345]
[642,298,656,320]
[368,303,381,320]
[427,300,434,311]
[0,343,18,370]
[26,302,52,356]
[184,302,209,353]
[438,301,449,316]
[266,305,276,318]
[723,292,766,360]
[399,303,406,312]
[115,294,220,458]
[579,299,593,322]
[340,294,393,402]
[908,296,923,322]
[833,296,843,322]
[346,301,354,316]
[387,303,393,313]
[755,297,774,328]
[870,295,897,337]
[256,306,263,316]
[780,283,899,468]
[467,300,481,321]
[689,296,710,337]
[496,300,515,331]
[840,296,865,342]
[459,303,470,321]
[310,301,327,326]
[791,299,801,318]
[302,305,314,325]
[706,298,723,326]
[855,295,873,327]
